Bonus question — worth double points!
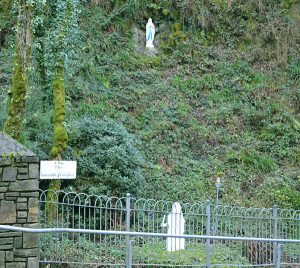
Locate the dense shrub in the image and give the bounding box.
[68,116,144,196]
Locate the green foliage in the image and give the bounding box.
[31,0,80,107]
[275,187,300,208]
[40,231,125,267]
[287,58,300,81]
[227,149,277,173]
[68,116,144,196]
[167,22,187,49]
[1,0,300,209]
[134,240,250,267]
[43,0,80,66]
[22,111,53,160]
[0,0,14,49]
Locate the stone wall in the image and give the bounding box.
[0,156,39,268]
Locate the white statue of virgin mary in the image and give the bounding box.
[146,18,155,48]
[161,202,185,251]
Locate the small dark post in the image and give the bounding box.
[206,200,211,268]
[273,205,278,268]
[125,193,131,268]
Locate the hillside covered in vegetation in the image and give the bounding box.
[0,0,300,209]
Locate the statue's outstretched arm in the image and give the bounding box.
[161,215,167,227]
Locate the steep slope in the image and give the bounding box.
[0,1,299,209]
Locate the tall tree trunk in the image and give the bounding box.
[44,0,77,222]
[4,0,32,140]
[46,63,68,221]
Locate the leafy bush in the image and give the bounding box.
[227,148,277,173]
[68,116,144,196]
[40,231,125,267]
[287,58,300,81]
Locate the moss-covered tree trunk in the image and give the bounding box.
[4,0,32,140]
[46,63,68,220]
[43,0,77,221]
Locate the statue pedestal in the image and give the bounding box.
[145,47,158,56]
[146,41,154,48]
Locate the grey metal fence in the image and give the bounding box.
[38,190,300,267]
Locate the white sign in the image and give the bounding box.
[40,161,77,179]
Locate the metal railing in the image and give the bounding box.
[36,190,300,267]
[0,225,299,267]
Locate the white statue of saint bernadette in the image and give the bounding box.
[146,18,155,48]
[161,202,185,251]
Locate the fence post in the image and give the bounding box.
[273,205,278,268]
[128,240,133,268]
[275,243,281,268]
[125,193,131,268]
[206,200,211,268]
